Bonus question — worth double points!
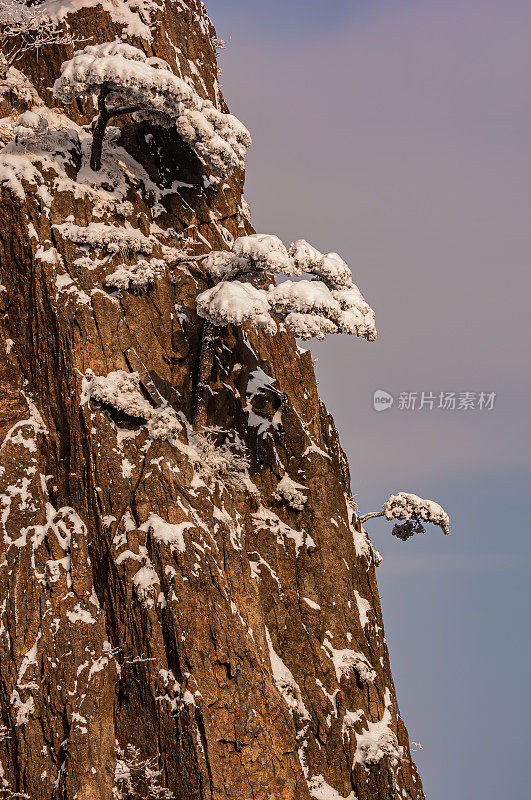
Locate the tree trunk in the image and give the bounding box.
[90,91,110,172]
[192,321,217,429]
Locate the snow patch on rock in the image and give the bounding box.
[353,688,403,767]
[273,474,308,510]
[265,626,310,720]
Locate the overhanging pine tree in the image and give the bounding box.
[53,41,251,174]
[193,233,377,428]
[360,492,450,538]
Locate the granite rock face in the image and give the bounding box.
[0,3,426,799]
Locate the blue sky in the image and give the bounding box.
[206,0,531,798]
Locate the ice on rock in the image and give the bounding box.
[307,775,356,800]
[265,627,310,720]
[0,153,40,201]
[353,689,403,767]
[133,563,160,608]
[322,638,376,685]
[354,591,371,628]
[140,513,192,553]
[196,281,276,333]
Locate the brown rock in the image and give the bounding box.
[0,3,426,799]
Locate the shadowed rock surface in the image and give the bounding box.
[0,3,426,798]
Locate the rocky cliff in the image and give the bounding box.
[0,3,426,799]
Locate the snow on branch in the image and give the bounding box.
[193,232,375,427]
[114,743,172,800]
[0,0,79,79]
[56,221,154,255]
[202,249,249,280]
[383,492,450,537]
[187,427,251,489]
[55,221,181,291]
[12,110,48,140]
[195,233,376,342]
[105,259,166,291]
[360,492,450,538]
[332,286,376,340]
[289,240,352,288]
[53,40,251,174]
[146,406,183,441]
[233,233,300,276]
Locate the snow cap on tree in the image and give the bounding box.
[202,250,249,279]
[233,234,300,276]
[289,240,352,288]
[288,239,323,272]
[268,279,341,316]
[53,41,251,178]
[196,281,277,334]
[333,286,377,340]
[282,312,338,341]
[383,492,450,536]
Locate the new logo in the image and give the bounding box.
[373,389,394,411]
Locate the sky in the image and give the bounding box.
[206,1,531,798]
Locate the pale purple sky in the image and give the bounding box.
[207,1,531,798]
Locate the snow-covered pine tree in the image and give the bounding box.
[53,40,251,173]
[360,492,450,538]
[192,233,376,428]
